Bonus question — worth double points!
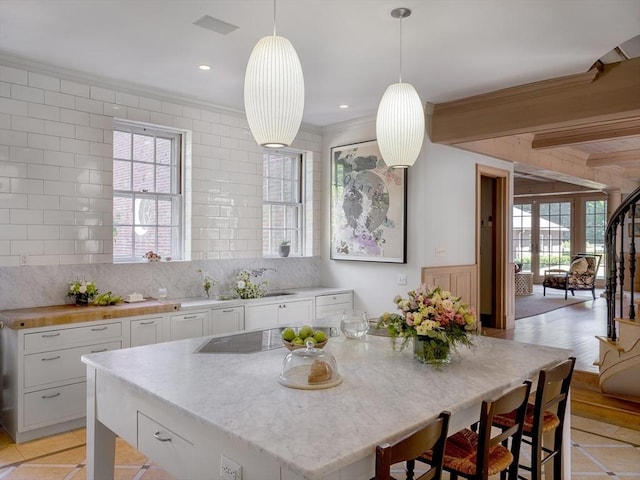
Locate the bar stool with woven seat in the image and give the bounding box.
[373,411,450,480]
[493,357,576,480]
[416,381,532,480]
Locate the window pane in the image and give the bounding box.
[156,137,172,165]
[133,163,155,192]
[135,226,157,258]
[113,131,131,160]
[157,227,173,256]
[133,133,154,162]
[156,165,172,193]
[135,197,157,227]
[539,201,571,272]
[585,199,607,278]
[158,198,173,226]
[512,204,531,271]
[113,195,133,224]
[113,226,132,258]
[113,160,131,190]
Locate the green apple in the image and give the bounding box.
[313,331,327,343]
[291,336,304,345]
[299,325,314,339]
[281,327,296,341]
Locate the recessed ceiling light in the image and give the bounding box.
[339,104,349,109]
[199,65,211,71]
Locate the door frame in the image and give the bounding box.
[476,165,513,329]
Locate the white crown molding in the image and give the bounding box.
[0,50,320,135]
[321,114,376,134]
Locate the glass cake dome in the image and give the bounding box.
[278,339,342,390]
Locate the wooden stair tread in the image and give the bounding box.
[572,384,640,431]
[615,317,640,326]
[595,336,625,351]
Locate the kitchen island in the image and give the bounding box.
[83,331,572,480]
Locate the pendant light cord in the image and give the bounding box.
[399,15,403,83]
[273,0,277,36]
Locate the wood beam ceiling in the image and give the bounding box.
[427,58,640,145]
[531,119,640,149]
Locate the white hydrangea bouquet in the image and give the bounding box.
[234,269,268,299]
[68,280,98,305]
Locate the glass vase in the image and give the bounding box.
[75,293,89,306]
[413,337,451,365]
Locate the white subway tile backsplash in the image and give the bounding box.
[10,239,43,255]
[149,111,173,126]
[60,225,89,239]
[89,198,112,213]
[10,208,43,224]
[44,150,75,167]
[59,166,89,183]
[103,103,126,117]
[75,154,104,170]
[126,107,149,123]
[0,224,26,239]
[60,195,89,211]
[28,133,60,151]
[43,210,74,225]
[1,192,27,209]
[44,90,75,109]
[9,146,43,164]
[0,241,9,256]
[172,116,192,130]
[115,91,138,108]
[1,82,11,98]
[75,239,103,253]
[91,86,115,103]
[89,226,112,239]
[0,97,28,116]
[0,113,9,129]
[44,180,75,196]
[89,142,112,157]
[29,72,60,91]
[60,108,90,126]
[161,102,182,116]
[1,129,28,147]
[60,79,90,97]
[89,170,110,186]
[27,224,59,239]
[89,113,113,130]
[0,66,28,85]
[11,115,44,134]
[77,182,103,197]
[75,125,103,142]
[0,178,8,192]
[27,163,59,181]
[60,137,90,154]
[76,97,103,114]
[27,102,60,121]
[139,96,162,112]
[10,84,43,103]
[74,211,103,225]
[44,239,75,254]
[28,193,60,210]
[11,177,42,194]
[44,120,75,138]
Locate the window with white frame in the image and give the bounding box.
[113,122,184,262]
[263,151,303,256]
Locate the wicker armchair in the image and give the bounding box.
[542,253,602,300]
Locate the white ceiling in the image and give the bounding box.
[0,0,639,128]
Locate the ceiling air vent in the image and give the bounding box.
[193,15,238,35]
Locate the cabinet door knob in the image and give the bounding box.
[153,431,172,442]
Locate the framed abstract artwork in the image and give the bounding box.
[330,140,407,263]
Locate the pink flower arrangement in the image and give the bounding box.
[378,285,477,351]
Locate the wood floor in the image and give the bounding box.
[486,286,607,373]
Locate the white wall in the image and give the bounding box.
[0,58,322,309]
[321,118,513,318]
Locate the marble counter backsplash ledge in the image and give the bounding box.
[0,257,321,310]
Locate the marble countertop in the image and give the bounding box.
[83,333,572,479]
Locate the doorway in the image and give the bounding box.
[476,165,511,329]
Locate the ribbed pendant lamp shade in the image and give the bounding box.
[244,35,305,148]
[376,82,425,168]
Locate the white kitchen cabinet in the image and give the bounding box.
[245,299,313,330]
[1,320,124,443]
[169,311,208,341]
[315,292,354,319]
[130,316,165,347]
[210,306,244,335]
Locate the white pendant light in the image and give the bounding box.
[376,8,425,168]
[244,0,304,148]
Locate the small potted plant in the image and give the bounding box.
[278,240,291,257]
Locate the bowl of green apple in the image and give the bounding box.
[281,325,328,351]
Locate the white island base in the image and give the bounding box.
[83,333,572,480]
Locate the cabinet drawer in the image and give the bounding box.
[24,382,86,427]
[138,412,194,476]
[24,341,121,388]
[24,322,122,353]
[170,311,208,341]
[315,292,353,307]
[131,317,163,347]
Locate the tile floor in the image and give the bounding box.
[0,415,638,479]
